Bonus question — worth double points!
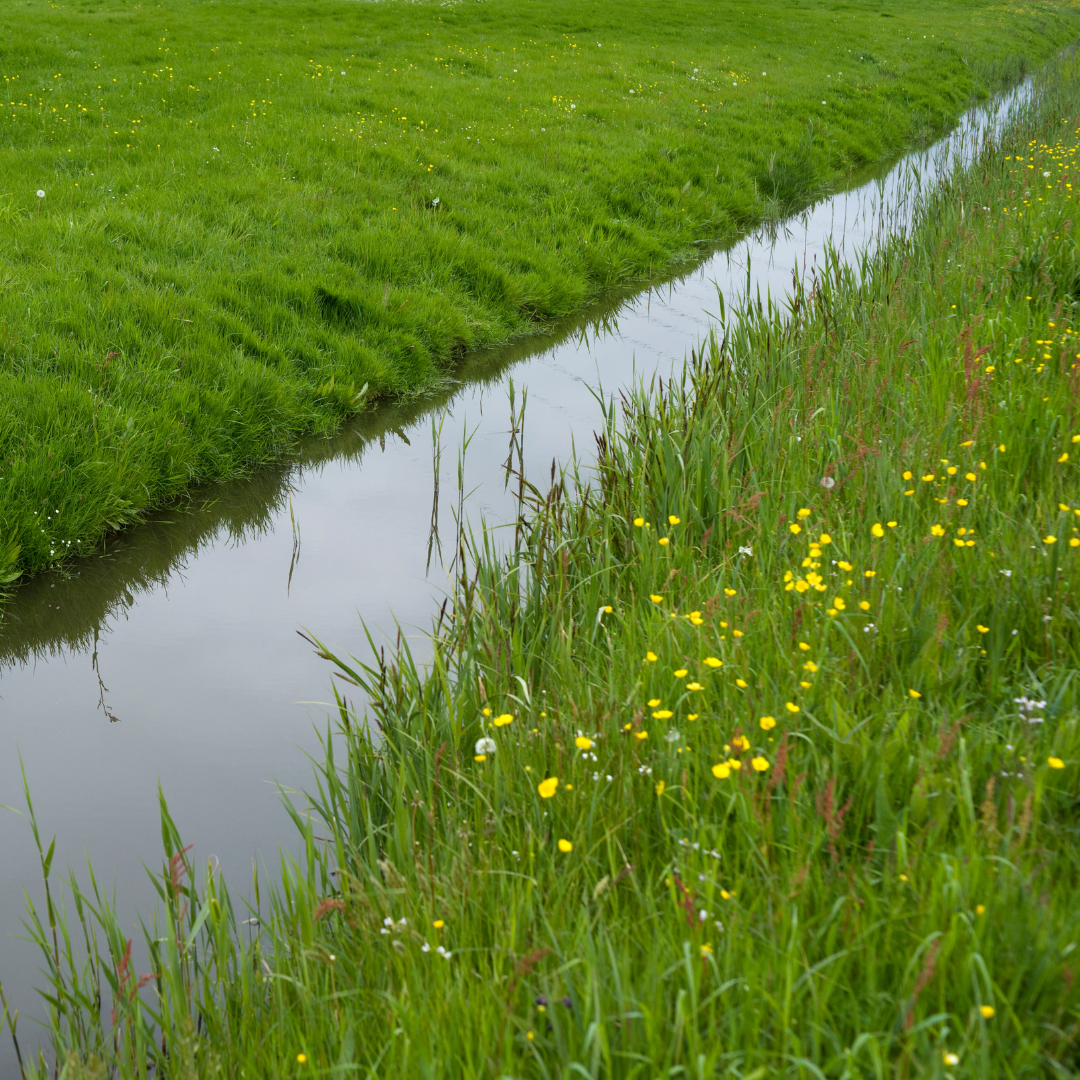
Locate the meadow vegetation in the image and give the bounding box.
[2,0,1080,588]
[10,46,1080,1080]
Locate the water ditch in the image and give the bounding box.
[0,78,1034,1067]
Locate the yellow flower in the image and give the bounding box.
[648,698,661,707]
[604,605,613,613]
[668,515,681,525]
[974,905,985,916]
[635,730,649,740]
[633,517,645,527]
[712,762,731,779]
[827,608,838,617]
[646,651,658,662]
[673,670,688,679]
[526,1030,535,1041]
[859,600,870,611]
[908,689,922,699]
[759,716,776,731]
[659,537,670,547]
[965,472,977,481]
[704,657,723,668]
[902,470,912,480]
[650,594,664,603]
[943,1052,959,1066]
[729,759,742,771]
[700,942,713,956]
[751,756,770,772]
[433,919,445,928]
[976,624,989,633]
[688,713,699,720]
[494,713,513,727]
[482,708,491,716]
[797,508,812,519]
[720,889,731,900]
[735,678,748,688]
[871,523,884,538]
[887,521,897,528]
[864,570,876,578]
[686,681,703,691]
[785,702,800,714]
[803,661,818,672]
[838,560,853,571]
[537,777,559,798]
[1044,535,1057,545]
[732,629,744,638]
[833,597,846,610]
[819,533,832,545]
[1048,756,1065,769]
[1071,538,1080,548]
[980,1006,995,1019]
[930,524,945,536]
[922,474,935,482]
[557,838,573,853]
[297,1055,308,1064]
[575,736,593,750]
[946,466,958,475]
[724,588,737,597]
[798,642,811,651]
[1059,453,1069,463]
[789,523,802,534]
[731,734,749,751]
[474,754,487,762]
[655,780,665,796]
[652,709,673,719]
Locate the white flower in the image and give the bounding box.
[421,942,431,952]
[475,737,497,755]
[1043,170,1050,178]
[738,545,754,556]
[36,189,45,198]
[1000,569,1012,578]
[383,916,393,926]
[665,730,681,743]
[820,476,836,489]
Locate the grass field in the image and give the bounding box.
[12,47,1080,1080]
[2,0,1080,590]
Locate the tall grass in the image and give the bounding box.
[8,46,1080,1080]
[2,0,1080,592]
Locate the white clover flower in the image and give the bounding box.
[475,737,497,756]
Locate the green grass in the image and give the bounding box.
[11,49,1080,1080]
[2,0,1080,590]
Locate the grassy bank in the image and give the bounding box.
[12,46,1080,1080]
[1,0,1080,589]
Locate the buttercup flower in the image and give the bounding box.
[493,713,513,727]
[704,657,723,668]
[980,1006,995,1019]
[557,838,573,852]
[759,716,776,730]
[1048,756,1065,769]
[574,736,592,750]
[537,777,559,798]
[711,762,731,779]
[751,756,770,772]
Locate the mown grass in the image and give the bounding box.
[9,47,1080,1080]
[2,0,1080,590]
